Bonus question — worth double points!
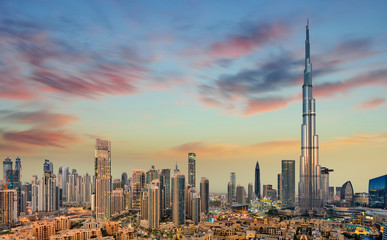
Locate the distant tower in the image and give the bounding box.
[188,153,196,187]
[282,160,295,208]
[298,19,323,212]
[236,185,246,204]
[43,159,53,175]
[248,182,253,203]
[146,165,159,184]
[255,161,260,199]
[160,169,171,212]
[321,167,333,205]
[191,193,201,224]
[148,183,160,229]
[95,139,111,219]
[172,173,185,226]
[227,182,233,204]
[277,174,282,201]
[230,172,236,200]
[3,157,13,188]
[200,177,209,214]
[121,172,128,188]
[174,162,180,175]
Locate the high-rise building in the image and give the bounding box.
[191,193,201,224]
[188,153,196,187]
[39,172,57,212]
[282,160,295,208]
[160,169,171,213]
[112,188,124,214]
[13,157,21,189]
[60,166,69,202]
[187,187,196,219]
[236,185,246,204]
[255,161,260,199]
[148,183,160,229]
[369,175,387,209]
[200,177,209,214]
[277,174,282,201]
[174,162,180,175]
[340,181,354,206]
[321,167,333,204]
[227,182,233,204]
[263,184,272,199]
[95,139,112,219]
[185,184,192,216]
[298,19,323,212]
[248,182,253,203]
[267,189,277,202]
[43,159,53,175]
[0,189,18,224]
[121,172,128,188]
[146,165,159,185]
[172,173,185,226]
[132,169,146,210]
[140,189,149,220]
[3,157,13,188]
[328,187,335,201]
[230,172,236,200]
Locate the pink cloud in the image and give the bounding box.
[3,129,78,148]
[357,98,386,110]
[208,22,288,59]
[242,97,293,116]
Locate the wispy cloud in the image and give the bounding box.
[356,97,386,110]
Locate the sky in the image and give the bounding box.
[0,0,386,193]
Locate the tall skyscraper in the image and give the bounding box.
[0,189,18,224]
[369,175,387,209]
[248,182,253,203]
[255,161,260,199]
[39,171,57,212]
[3,157,13,188]
[200,177,209,214]
[188,153,196,187]
[172,173,185,226]
[277,174,282,201]
[13,157,21,189]
[191,193,201,224]
[160,169,171,211]
[146,165,159,184]
[148,183,160,229]
[282,160,295,208]
[121,172,128,188]
[236,185,246,204]
[230,172,236,200]
[60,166,69,202]
[43,159,53,175]
[321,167,333,204]
[227,182,233,204]
[298,19,323,212]
[94,139,111,219]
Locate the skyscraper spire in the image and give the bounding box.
[298,19,322,213]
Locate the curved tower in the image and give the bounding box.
[254,161,260,199]
[298,19,322,212]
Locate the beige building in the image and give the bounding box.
[0,189,18,224]
[33,221,56,240]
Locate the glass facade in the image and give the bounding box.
[340,181,354,205]
[369,175,387,209]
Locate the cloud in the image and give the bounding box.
[243,97,294,116]
[207,21,288,59]
[0,110,78,128]
[356,98,386,110]
[0,109,80,150]
[314,69,387,98]
[3,129,78,148]
[156,139,299,158]
[323,132,387,150]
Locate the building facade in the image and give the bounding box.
[94,139,112,219]
[298,19,323,212]
[282,160,295,208]
[188,153,196,187]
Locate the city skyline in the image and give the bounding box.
[1,1,387,193]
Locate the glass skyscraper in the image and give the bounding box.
[172,173,185,226]
[369,175,387,209]
[95,139,112,219]
[298,19,323,212]
[282,160,295,208]
[255,161,260,199]
[188,153,196,187]
[3,157,13,189]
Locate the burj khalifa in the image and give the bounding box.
[298,19,323,212]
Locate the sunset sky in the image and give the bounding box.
[0,1,386,193]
